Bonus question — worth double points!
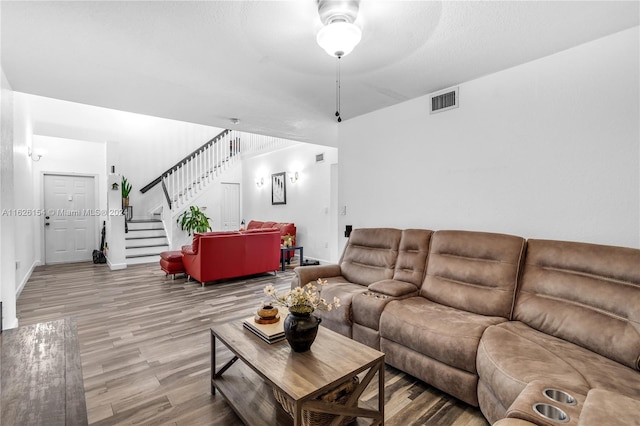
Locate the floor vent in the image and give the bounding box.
[430,86,459,114]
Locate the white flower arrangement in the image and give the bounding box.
[264,278,340,315]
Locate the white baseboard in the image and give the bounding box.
[3,315,18,330]
[108,259,127,270]
[16,260,40,298]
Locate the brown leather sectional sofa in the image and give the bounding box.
[292,228,640,425]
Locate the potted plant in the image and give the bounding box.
[121,176,132,207]
[177,205,212,235]
[263,279,340,352]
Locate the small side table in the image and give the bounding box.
[280,246,303,272]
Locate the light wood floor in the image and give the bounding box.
[15,262,489,426]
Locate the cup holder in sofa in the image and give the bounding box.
[532,403,569,423]
[543,388,577,406]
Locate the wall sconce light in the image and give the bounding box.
[28,148,43,162]
[289,171,299,184]
[255,177,265,188]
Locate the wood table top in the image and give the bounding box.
[211,321,384,402]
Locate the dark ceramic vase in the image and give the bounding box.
[283,310,322,352]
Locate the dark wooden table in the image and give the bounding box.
[280,245,303,271]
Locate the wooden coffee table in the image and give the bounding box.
[211,322,385,425]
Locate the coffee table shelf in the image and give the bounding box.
[213,360,300,425]
[211,321,385,426]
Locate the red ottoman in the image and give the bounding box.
[160,251,185,279]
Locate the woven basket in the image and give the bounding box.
[273,376,359,426]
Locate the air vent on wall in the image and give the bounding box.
[316,153,325,163]
[430,86,459,114]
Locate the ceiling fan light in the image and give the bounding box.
[316,21,362,58]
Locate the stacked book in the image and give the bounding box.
[242,308,288,344]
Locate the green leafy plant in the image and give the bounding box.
[177,205,212,235]
[121,177,132,199]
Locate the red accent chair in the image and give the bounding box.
[181,230,281,286]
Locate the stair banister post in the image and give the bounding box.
[195,151,199,193]
[223,132,227,172]
[216,134,220,177]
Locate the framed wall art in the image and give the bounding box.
[271,172,286,205]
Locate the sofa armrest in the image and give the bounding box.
[181,245,195,255]
[494,420,538,426]
[368,279,419,298]
[292,264,343,289]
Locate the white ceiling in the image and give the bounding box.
[2,1,639,146]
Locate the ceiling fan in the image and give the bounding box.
[314,0,363,122]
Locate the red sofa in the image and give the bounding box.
[247,220,296,260]
[181,229,281,286]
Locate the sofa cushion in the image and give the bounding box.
[160,250,182,262]
[273,222,296,238]
[340,228,402,286]
[579,389,640,426]
[380,297,506,374]
[514,239,640,370]
[420,230,525,319]
[391,229,432,288]
[247,220,264,229]
[477,321,640,413]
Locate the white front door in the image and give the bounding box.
[221,182,240,230]
[44,174,97,264]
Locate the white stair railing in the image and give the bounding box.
[155,130,294,213]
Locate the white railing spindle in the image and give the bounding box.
[166,130,296,213]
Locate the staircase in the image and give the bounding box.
[141,129,295,214]
[129,129,296,260]
[125,219,168,265]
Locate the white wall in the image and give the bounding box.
[339,27,640,249]
[1,67,18,329]
[31,135,108,263]
[18,93,225,218]
[12,89,37,295]
[168,162,243,249]
[242,144,339,263]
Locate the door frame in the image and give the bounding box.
[40,172,101,264]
